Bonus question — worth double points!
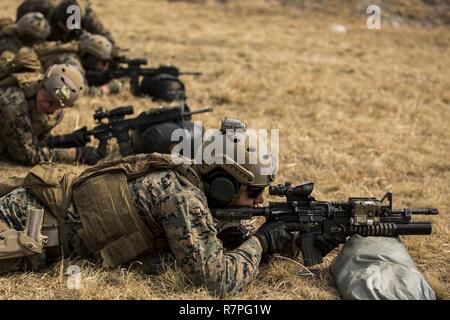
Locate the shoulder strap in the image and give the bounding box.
[34,41,80,59]
[0,19,16,38]
[0,49,42,80]
[74,153,203,190]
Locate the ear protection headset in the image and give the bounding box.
[204,170,241,207]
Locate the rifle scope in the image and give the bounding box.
[94,106,134,122]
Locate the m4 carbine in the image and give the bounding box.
[86,56,202,96]
[45,104,212,157]
[212,182,438,267]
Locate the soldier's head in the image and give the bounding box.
[140,74,187,102]
[197,118,277,208]
[54,0,86,32]
[36,64,84,113]
[79,33,113,71]
[16,12,51,43]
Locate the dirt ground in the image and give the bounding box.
[0,0,448,299]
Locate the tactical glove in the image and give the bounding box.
[76,146,105,165]
[254,221,300,255]
[314,233,343,256]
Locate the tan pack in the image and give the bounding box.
[0,18,16,38]
[0,49,44,96]
[71,153,202,267]
[0,49,42,79]
[22,162,82,253]
[34,40,80,61]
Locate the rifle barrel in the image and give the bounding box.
[180,72,203,76]
[394,222,432,235]
[390,208,439,215]
[184,107,213,116]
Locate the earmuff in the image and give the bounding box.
[204,170,240,207]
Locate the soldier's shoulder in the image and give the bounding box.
[0,86,28,110]
[132,168,204,198]
[0,86,27,100]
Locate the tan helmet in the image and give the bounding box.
[17,12,51,41]
[79,33,112,60]
[197,117,277,204]
[43,64,85,108]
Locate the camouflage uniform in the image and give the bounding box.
[0,86,73,165]
[17,0,115,44]
[0,167,263,297]
[129,170,263,296]
[0,30,29,56]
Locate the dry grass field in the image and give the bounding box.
[0,0,448,299]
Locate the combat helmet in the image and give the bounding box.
[17,12,51,41]
[140,73,186,102]
[197,118,277,205]
[79,33,113,61]
[43,64,85,108]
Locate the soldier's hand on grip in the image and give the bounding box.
[255,221,300,255]
[76,146,105,165]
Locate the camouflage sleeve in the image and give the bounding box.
[159,191,263,297]
[0,88,74,165]
[82,3,115,44]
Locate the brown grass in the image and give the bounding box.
[0,0,449,299]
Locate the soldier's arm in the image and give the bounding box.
[159,191,263,297]
[0,89,75,165]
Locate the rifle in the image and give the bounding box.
[86,56,202,96]
[212,182,438,266]
[45,104,212,157]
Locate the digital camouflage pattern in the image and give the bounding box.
[17,0,115,44]
[0,32,28,56]
[0,167,263,297]
[128,169,263,297]
[0,86,74,165]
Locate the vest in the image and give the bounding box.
[5,153,203,268]
[0,49,44,98]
